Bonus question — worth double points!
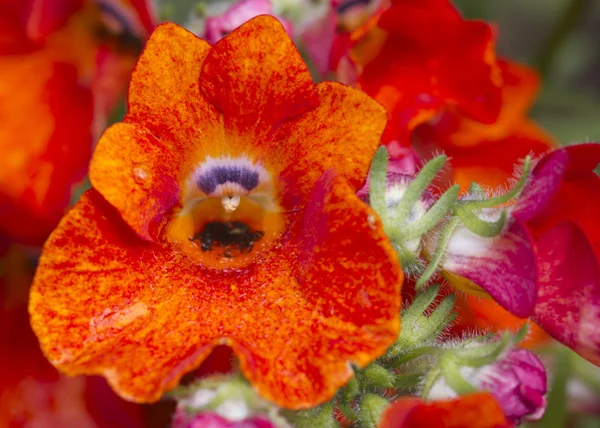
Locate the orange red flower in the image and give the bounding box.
[29,17,403,409]
[379,393,512,428]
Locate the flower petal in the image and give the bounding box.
[453,296,550,349]
[89,122,182,241]
[24,0,84,41]
[234,172,401,408]
[199,15,318,140]
[379,393,512,428]
[30,190,223,402]
[415,60,546,149]
[126,22,223,155]
[1,249,145,428]
[30,177,402,408]
[517,143,600,260]
[532,221,600,366]
[432,124,553,191]
[442,219,537,318]
[273,82,387,208]
[358,0,502,146]
[294,171,402,329]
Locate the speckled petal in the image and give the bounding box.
[532,221,600,366]
[442,219,537,318]
[199,16,317,143]
[29,191,223,402]
[89,122,182,241]
[233,172,402,408]
[126,23,223,160]
[273,82,388,208]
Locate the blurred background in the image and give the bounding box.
[1,0,599,427]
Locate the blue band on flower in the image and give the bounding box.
[197,165,260,194]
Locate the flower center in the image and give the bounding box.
[166,156,284,269]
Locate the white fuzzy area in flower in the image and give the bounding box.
[443,208,504,263]
[385,182,431,255]
[183,389,218,409]
[427,366,478,400]
[179,388,249,421]
[215,397,250,421]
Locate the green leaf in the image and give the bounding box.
[369,147,389,219]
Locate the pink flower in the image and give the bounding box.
[203,0,293,44]
[479,349,547,424]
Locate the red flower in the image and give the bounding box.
[435,144,600,365]
[415,60,556,191]
[356,0,503,148]
[29,18,403,409]
[515,144,600,365]
[379,393,512,428]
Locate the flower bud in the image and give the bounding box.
[428,348,547,424]
[478,349,547,424]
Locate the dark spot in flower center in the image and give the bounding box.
[191,221,265,257]
[197,166,260,194]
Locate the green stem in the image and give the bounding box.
[536,0,594,77]
[388,345,443,365]
[416,217,459,289]
[397,184,460,241]
[440,357,477,395]
[538,346,570,428]
[459,156,531,210]
[455,206,507,238]
[369,147,389,219]
[394,155,447,226]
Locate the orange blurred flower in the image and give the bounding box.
[379,393,512,428]
[0,0,154,245]
[0,247,145,428]
[29,17,403,409]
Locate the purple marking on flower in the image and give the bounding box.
[479,349,548,424]
[197,165,260,194]
[204,0,293,45]
[532,221,600,366]
[442,218,537,318]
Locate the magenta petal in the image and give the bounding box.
[204,0,293,44]
[444,219,537,317]
[513,149,568,223]
[172,410,275,428]
[514,143,600,223]
[532,221,600,366]
[480,349,548,424]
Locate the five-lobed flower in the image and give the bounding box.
[29,16,403,409]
